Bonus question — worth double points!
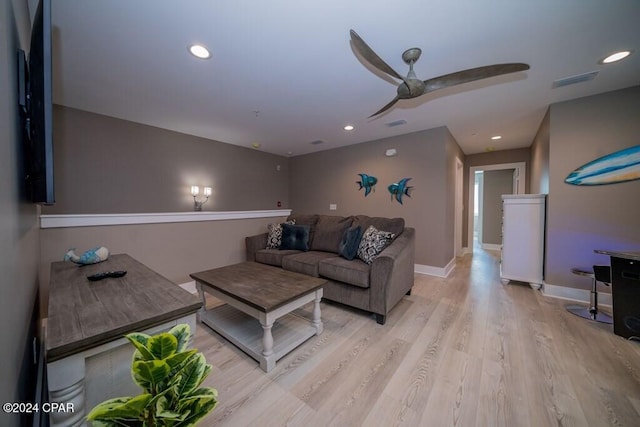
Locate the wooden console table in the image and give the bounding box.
[46,254,201,426]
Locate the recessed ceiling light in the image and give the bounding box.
[491,135,502,140]
[600,50,632,64]
[344,125,354,131]
[188,44,211,59]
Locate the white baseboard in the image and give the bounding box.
[481,243,502,251]
[415,258,456,278]
[542,282,612,308]
[179,280,198,294]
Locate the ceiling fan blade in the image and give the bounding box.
[369,96,400,118]
[350,29,406,82]
[423,63,530,94]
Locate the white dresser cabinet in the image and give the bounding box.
[500,194,546,289]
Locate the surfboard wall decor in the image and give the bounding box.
[564,145,640,186]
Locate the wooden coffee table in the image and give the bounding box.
[190,262,325,372]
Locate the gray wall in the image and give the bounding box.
[289,127,464,268]
[43,106,290,214]
[482,169,514,245]
[529,109,550,194]
[545,86,640,290]
[1,1,42,425]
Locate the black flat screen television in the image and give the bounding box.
[19,0,54,205]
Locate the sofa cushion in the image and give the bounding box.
[280,224,311,251]
[266,220,295,249]
[357,225,395,264]
[338,225,363,260]
[353,215,404,239]
[255,249,301,267]
[310,215,353,253]
[282,251,338,277]
[319,256,370,289]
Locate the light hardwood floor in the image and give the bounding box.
[195,248,640,426]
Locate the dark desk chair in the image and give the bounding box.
[566,265,613,324]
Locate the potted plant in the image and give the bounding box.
[87,324,218,426]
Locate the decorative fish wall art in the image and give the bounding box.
[388,177,413,204]
[565,145,640,186]
[356,173,378,196]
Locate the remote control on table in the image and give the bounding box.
[87,270,127,281]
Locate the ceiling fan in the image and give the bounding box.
[349,29,530,118]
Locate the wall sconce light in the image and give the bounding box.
[191,185,212,211]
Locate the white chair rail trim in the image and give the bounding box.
[40,209,292,229]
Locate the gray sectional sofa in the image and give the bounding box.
[245,214,415,324]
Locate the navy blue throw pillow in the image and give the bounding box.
[280,224,311,251]
[338,225,363,260]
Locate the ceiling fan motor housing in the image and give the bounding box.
[397,78,425,99]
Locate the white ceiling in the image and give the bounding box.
[45,0,640,157]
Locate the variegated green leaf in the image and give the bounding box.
[155,395,189,421]
[177,387,218,410]
[132,359,170,391]
[166,349,198,376]
[86,394,151,421]
[169,324,192,352]
[174,354,208,396]
[147,332,178,360]
[172,390,218,427]
[126,333,154,361]
[198,364,212,388]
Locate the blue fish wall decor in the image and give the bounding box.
[565,144,640,186]
[356,173,378,196]
[388,177,413,204]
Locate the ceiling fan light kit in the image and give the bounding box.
[349,29,530,118]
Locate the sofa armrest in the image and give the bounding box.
[369,227,415,317]
[245,232,268,261]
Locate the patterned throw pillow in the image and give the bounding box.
[357,225,395,264]
[266,220,295,249]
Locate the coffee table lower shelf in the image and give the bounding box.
[200,304,320,371]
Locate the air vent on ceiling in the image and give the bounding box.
[310,139,324,145]
[385,119,407,128]
[552,71,599,88]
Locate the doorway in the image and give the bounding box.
[467,162,526,253]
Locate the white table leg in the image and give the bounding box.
[260,321,276,372]
[313,292,323,335]
[196,281,207,323]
